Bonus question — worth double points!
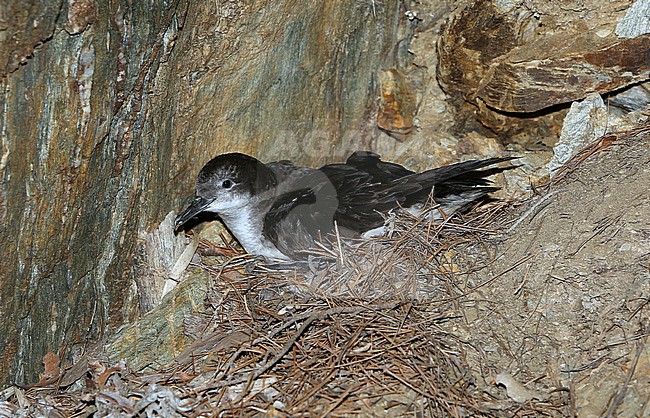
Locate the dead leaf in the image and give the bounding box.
[495,372,548,403]
[32,352,61,387]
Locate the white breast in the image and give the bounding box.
[220,206,289,260]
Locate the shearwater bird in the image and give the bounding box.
[174,152,516,260]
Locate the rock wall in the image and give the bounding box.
[0,0,411,386]
[437,0,649,148]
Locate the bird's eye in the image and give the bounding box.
[221,179,233,189]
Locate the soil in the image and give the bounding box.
[454,131,650,416]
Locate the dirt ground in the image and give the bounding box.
[453,130,650,416]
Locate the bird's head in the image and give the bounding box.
[174,153,277,232]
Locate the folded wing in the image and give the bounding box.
[321,152,516,232]
[263,152,516,258]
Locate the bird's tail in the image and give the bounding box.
[434,187,501,217]
[411,156,518,186]
[409,156,517,216]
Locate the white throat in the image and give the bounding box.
[219,206,289,260]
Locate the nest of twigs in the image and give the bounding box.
[201,198,516,302]
[1,199,572,417]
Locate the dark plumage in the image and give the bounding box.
[175,151,516,260]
